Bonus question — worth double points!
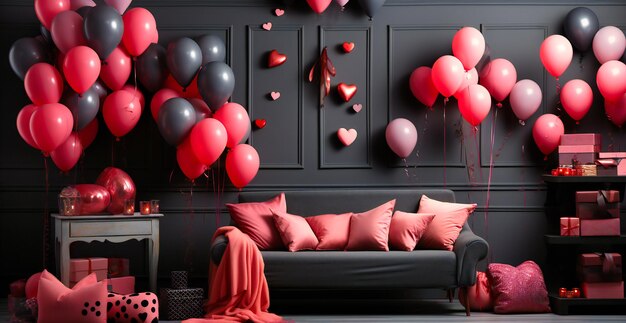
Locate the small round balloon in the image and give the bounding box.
[8,37,52,80]
[561,79,593,123]
[532,114,564,158]
[563,7,599,52]
[509,79,542,124]
[431,55,465,98]
[83,4,124,60]
[457,84,491,127]
[540,35,573,79]
[385,118,418,158]
[197,61,235,110]
[409,66,439,108]
[452,26,486,71]
[226,144,260,189]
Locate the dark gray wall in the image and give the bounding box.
[1,0,625,293]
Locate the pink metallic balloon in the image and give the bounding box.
[95,167,135,214]
[74,184,111,214]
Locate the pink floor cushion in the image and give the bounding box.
[346,199,396,251]
[306,213,353,250]
[226,192,287,250]
[272,209,319,251]
[459,271,494,311]
[487,261,551,314]
[106,292,159,323]
[388,211,435,251]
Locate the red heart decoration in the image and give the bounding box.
[275,9,285,16]
[342,42,355,53]
[268,50,287,68]
[254,119,267,129]
[337,83,357,102]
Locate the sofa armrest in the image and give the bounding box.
[210,234,228,266]
[453,223,489,287]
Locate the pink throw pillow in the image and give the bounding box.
[459,271,494,312]
[272,209,319,252]
[388,211,435,251]
[346,200,396,251]
[487,261,551,314]
[37,270,107,323]
[107,292,159,322]
[417,195,476,250]
[226,193,286,250]
[306,213,352,250]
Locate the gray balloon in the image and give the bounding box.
[39,25,52,45]
[137,43,168,93]
[358,0,386,19]
[75,6,92,18]
[83,5,123,59]
[196,34,226,64]
[63,88,100,130]
[563,7,599,52]
[189,98,212,122]
[8,37,51,80]
[157,98,197,146]
[197,61,235,111]
[166,37,202,89]
[91,79,109,103]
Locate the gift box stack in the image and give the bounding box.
[559,133,601,176]
[70,257,108,286]
[596,152,626,176]
[7,279,36,322]
[106,257,135,294]
[577,253,624,298]
[576,190,621,236]
[160,271,204,320]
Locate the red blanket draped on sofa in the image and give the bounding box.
[183,226,283,323]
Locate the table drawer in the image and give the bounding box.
[70,220,152,237]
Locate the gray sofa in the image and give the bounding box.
[210,189,488,315]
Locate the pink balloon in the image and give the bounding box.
[35,0,70,30]
[70,0,95,10]
[50,132,83,172]
[532,114,564,157]
[102,90,141,138]
[453,68,478,99]
[74,184,110,214]
[458,84,491,126]
[190,118,227,167]
[605,93,626,128]
[150,88,180,121]
[77,118,98,148]
[479,58,517,104]
[104,0,132,15]
[593,26,626,64]
[226,144,260,189]
[509,79,542,122]
[29,103,74,153]
[16,104,40,149]
[452,27,486,71]
[306,0,332,14]
[63,46,101,94]
[540,35,573,79]
[213,102,251,148]
[121,85,145,111]
[561,79,593,123]
[597,60,626,101]
[385,118,418,158]
[409,66,439,108]
[24,63,64,106]
[122,8,157,57]
[177,137,207,181]
[335,0,350,7]
[100,47,131,91]
[51,11,86,53]
[431,55,465,98]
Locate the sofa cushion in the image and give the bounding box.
[346,200,395,251]
[417,195,477,250]
[272,209,319,252]
[306,213,352,250]
[226,192,286,250]
[389,211,435,251]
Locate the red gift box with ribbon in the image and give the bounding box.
[577,253,622,283]
[560,217,580,236]
[575,190,620,219]
[70,257,107,286]
[582,281,624,299]
[596,152,626,176]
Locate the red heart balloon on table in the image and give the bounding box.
[268,50,287,68]
[342,42,355,53]
[254,119,267,129]
[306,0,332,14]
[337,83,357,102]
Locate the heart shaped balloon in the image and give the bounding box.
[95,167,136,214]
[337,83,357,102]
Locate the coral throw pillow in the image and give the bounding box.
[306,213,353,250]
[226,192,287,250]
[459,271,494,312]
[388,211,436,251]
[106,292,159,323]
[346,200,396,251]
[417,195,476,250]
[487,261,551,314]
[272,209,319,251]
[37,270,107,323]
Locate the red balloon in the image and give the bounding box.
[177,137,207,181]
[51,10,86,53]
[306,0,332,14]
[74,184,110,214]
[100,47,131,91]
[479,58,517,104]
[226,144,260,189]
[431,55,465,98]
[605,93,626,128]
[16,104,40,149]
[165,74,200,99]
[189,98,212,121]
[29,103,74,153]
[102,90,141,138]
[122,85,145,111]
[213,102,251,148]
[453,68,478,99]
[452,27,486,71]
[409,66,439,108]
[458,84,492,126]
[561,79,593,122]
[532,114,564,157]
[597,60,626,101]
[122,8,157,57]
[96,167,136,214]
[540,35,573,79]
[35,0,70,30]
[190,118,227,167]
[50,132,83,172]
[150,88,180,121]
[63,46,101,94]
[24,63,64,106]
[77,118,99,148]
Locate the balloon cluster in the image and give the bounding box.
[306,0,386,18]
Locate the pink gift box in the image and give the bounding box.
[596,158,626,176]
[558,145,601,153]
[580,218,621,236]
[106,276,135,294]
[70,257,108,284]
[576,190,620,219]
[561,133,602,146]
[599,152,626,159]
[560,217,580,236]
[582,281,624,299]
[559,152,598,166]
[108,258,130,278]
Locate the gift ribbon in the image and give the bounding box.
[596,159,618,168]
[596,190,619,217]
[598,253,620,276]
[560,218,580,236]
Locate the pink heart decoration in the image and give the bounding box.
[262,22,272,31]
[275,9,285,16]
[352,104,362,113]
[270,92,281,100]
[337,128,357,146]
[104,0,132,15]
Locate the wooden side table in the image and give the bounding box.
[52,213,162,292]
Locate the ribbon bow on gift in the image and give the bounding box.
[597,252,620,276]
[595,190,618,218]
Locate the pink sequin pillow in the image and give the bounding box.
[487,261,551,314]
[459,271,493,312]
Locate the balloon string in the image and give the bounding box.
[472,126,483,182]
[43,156,50,269]
[485,107,497,264]
[403,158,409,178]
[111,138,116,166]
[521,144,527,208]
[443,98,447,187]
[183,183,195,271]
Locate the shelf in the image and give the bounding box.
[545,235,626,245]
[549,294,626,315]
[542,175,626,183]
